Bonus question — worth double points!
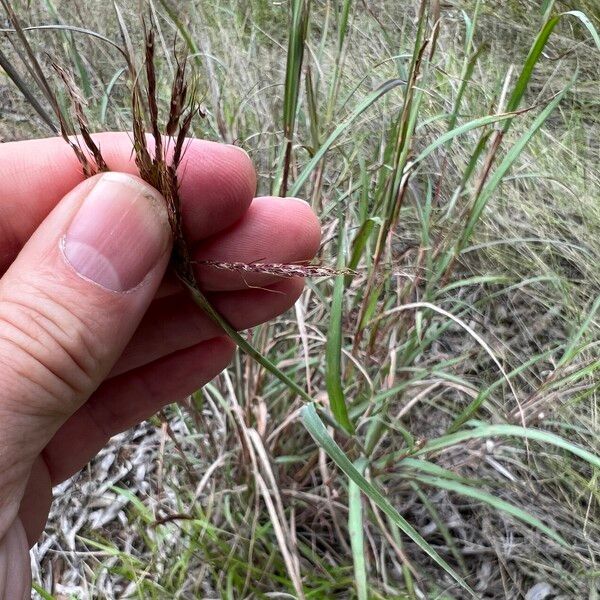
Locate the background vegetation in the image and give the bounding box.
[1,0,599,598]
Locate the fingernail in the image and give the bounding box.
[63,172,171,292]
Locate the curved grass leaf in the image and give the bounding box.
[415,475,566,546]
[412,111,516,167]
[290,79,405,196]
[0,24,125,55]
[556,295,600,369]
[505,10,599,123]
[563,11,600,52]
[416,424,600,469]
[447,348,555,434]
[31,584,56,600]
[326,217,354,434]
[301,404,476,597]
[411,483,468,576]
[183,281,313,404]
[505,15,561,116]
[100,67,126,125]
[158,0,201,62]
[459,84,570,250]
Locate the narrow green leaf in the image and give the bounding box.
[277,0,310,195]
[301,404,476,597]
[505,15,561,115]
[283,0,310,134]
[100,67,125,125]
[416,424,600,469]
[31,584,56,600]
[182,280,313,405]
[290,79,405,196]
[411,483,468,576]
[357,282,383,334]
[349,458,368,600]
[556,295,600,369]
[326,220,354,433]
[459,85,570,250]
[447,348,555,434]
[415,475,566,545]
[0,24,126,56]
[44,0,92,97]
[113,2,136,72]
[347,217,379,280]
[399,458,473,482]
[563,11,600,52]
[413,111,516,166]
[158,0,201,63]
[500,10,597,128]
[0,45,57,132]
[446,0,482,136]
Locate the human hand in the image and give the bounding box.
[0,133,320,597]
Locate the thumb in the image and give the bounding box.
[0,172,171,536]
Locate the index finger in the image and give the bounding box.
[0,132,256,273]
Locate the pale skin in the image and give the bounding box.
[0,133,321,598]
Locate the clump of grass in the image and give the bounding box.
[2,0,600,598]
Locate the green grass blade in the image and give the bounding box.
[158,0,201,62]
[501,10,598,124]
[283,0,310,134]
[0,24,126,56]
[416,424,600,469]
[325,0,352,120]
[301,404,476,597]
[412,112,517,167]
[447,348,555,434]
[277,0,310,195]
[398,458,473,482]
[505,15,560,116]
[326,219,354,434]
[446,0,482,135]
[556,295,600,369]
[410,483,469,575]
[415,475,566,546]
[182,280,312,404]
[563,11,600,51]
[458,84,569,250]
[289,79,404,196]
[346,217,380,286]
[113,2,136,71]
[31,584,56,600]
[349,457,368,600]
[44,0,92,98]
[100,67,126,125]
